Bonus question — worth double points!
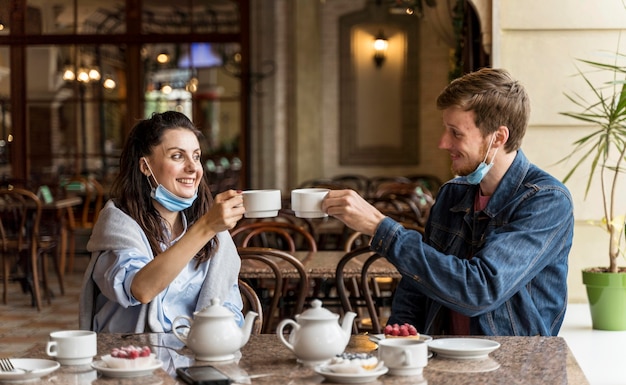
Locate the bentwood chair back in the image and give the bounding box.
[231,221,317,252]
[60,176,104,272]
[239,278,263,335]
[0,187,59,310]
[360,252,399,334]
[335,246,399,334]
[237,247,310,333]
[61,176,104,228]
[238,251,283,334]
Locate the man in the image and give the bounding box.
[322,68,574,336]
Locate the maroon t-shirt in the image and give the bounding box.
[449,190,490,335]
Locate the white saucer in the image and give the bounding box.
[368,334,433,343]
[314,364,388,384]
[0,358,60,383]
[428,338,500,360]
[91,358,163,378]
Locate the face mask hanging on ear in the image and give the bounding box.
[466,134,499,185]
[142,158,198,212]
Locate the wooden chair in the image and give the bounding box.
[231,221,317,252]
[335,246,401,334]
[367,176,412,199]
[60,176,105,272]
[239,278,263,335]
[237,247,310,333]
[330,174,370,196]
[0,187,60,310]
[230,218,335,301]
[404,173,443,196]
[369,181,435,228]
[360,252,400,334]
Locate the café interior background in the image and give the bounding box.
[0,0,625,303]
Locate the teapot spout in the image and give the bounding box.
[341,311,357,340]
[240,311,259,347]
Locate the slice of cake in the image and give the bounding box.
[101,345,155,369]
[383,323,420,339]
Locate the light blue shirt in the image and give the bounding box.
[90,210,244,332]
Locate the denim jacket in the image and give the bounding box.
[371,150,574,336]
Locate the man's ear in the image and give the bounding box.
[494,125,509,148]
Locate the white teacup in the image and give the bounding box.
[378,338,428,376]
[242,189,282,218]
[291,188,330,218]
[46,330,97,365]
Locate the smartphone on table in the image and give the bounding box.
[176,365,233,385]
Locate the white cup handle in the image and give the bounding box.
[403,349,414,366]
[46,341,58,357]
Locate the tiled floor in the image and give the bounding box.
[0,256,87,356]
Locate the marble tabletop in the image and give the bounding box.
[18,333,589,384]
[240,250,400,280]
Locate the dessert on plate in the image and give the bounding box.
[100,345,155,369]
[383,323,420,339]
[325,352,382,374]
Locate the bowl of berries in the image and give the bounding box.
[100,345,155,369]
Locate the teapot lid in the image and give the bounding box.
[296,299,339,320]
[195,298,233,318]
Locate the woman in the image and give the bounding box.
[79,111,245,333]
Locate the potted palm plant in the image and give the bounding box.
[560,50,626,330]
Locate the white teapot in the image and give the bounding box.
[172,298,258,361]
[276,299,356,366]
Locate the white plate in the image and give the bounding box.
[314,364,388,384]
[428,338,500,360]
[0,358,60,383]
[91,358,163,378]
[368,334,433,343]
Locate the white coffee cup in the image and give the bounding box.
[46,330,97,365]
[378,338,428,376]
[291,188,330,218]
[242,189,282,218]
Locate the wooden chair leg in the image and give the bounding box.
[66,229,75,274]
[52,248,65,296]
[2,254,8,305]
[40,250,52,305]
[58,226,67,280]
[30,247,43,311]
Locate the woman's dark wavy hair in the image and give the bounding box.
[110,111,217,267]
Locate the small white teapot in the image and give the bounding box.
[276,299,356,366]
[172,298,258,361]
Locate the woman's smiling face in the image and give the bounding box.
[142,127,203,200]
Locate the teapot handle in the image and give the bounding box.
[276,319,298,352]
[172,315,193,345]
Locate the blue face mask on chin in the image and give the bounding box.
[466,134,498,185]
[150,184,197,212]
[143,158,198,212]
